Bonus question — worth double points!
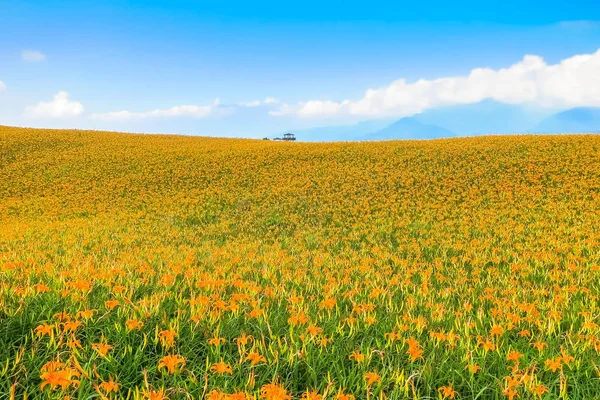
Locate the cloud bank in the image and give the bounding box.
[22,50,46,62]
[25,91,84,118]
[271,49,600,119]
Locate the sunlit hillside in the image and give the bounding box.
[2,125,600,399]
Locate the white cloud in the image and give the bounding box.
[264,97,280,104]
[272,49,600,119]
[22,50,46,62]
[0,81,5,90]
[240,100,262,107]
[24,91,84,118]
[92,98,228,121]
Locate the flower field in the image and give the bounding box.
[2,125,600,399]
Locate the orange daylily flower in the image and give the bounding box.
[364,371,381,386]
[158,354,185,374]
[530,385,549,397]
[438,384,457,399]
[35,324,54,337]
[40,363,80,391]
[208,336,226,346]
[531,342,548,352]
[105,300,120,310]
[143,388,169,400]
[126,319,143,331]
[236,334,253,346]
[545,357,562,372]
[334,392,355,400]
[506,351,523,362]
[92,343,113,357]
[246,351,267,366]
[260,382,292,400]
[99,378,119,393]
[159,329,177,347]
[490,325,504,336]
[306,325,322,337]
[302,390,323,400]
[349,350,365,363]
[211,361,233,374]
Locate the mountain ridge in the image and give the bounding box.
[281,102,600,141]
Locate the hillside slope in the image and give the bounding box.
[2,126,600,398]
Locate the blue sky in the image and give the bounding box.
[1,1,600,137]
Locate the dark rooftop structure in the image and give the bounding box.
[273,133,297,141]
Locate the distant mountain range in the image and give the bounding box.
[365,117,454,140]
[281,119,395,142]
[411,100,546,135]
[534,107,600,133]
[281,101,600,141]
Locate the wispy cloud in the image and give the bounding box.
[92,97,280,121]
[24,91,84,118]
[91,98,230,121]
[0,80,6,90]
[271,49,600,119]
[21,50,46,62]
[264,97,280,104]
[557,20,600,30]
[240,100,262,107]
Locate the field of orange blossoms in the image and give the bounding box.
[1,125,600,399]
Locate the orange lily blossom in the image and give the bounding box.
[211,360,233,374]
[158,354,185,374]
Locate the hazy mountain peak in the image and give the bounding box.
[365,117,454,140]
[535,107,600,133]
